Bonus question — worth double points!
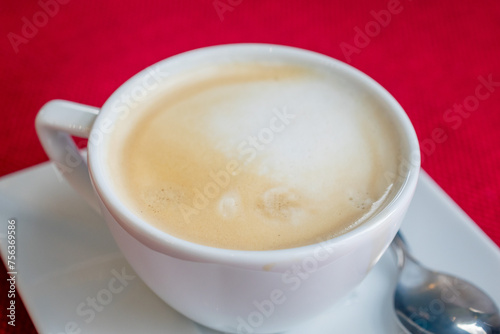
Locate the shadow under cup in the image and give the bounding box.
[87,44,420,333]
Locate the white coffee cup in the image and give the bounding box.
[36,44,420,333]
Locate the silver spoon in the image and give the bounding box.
[391,232,500,334]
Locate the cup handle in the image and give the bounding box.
[35,99,101,212]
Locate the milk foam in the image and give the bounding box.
[108,62,401,250]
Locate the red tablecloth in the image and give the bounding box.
[1,1,499,333]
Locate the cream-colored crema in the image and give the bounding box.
[108,62,402,250]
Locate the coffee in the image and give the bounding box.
[108,61,401,250]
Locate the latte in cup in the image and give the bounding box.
[108,61,402,250]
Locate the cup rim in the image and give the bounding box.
[88,43,420,265]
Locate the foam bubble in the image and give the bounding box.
[218,191,241,219]
[258,186,302,224]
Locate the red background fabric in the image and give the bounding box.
[1,0,499,332]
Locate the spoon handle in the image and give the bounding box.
[391,232,419,270]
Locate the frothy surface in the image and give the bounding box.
[108,62,401,250]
